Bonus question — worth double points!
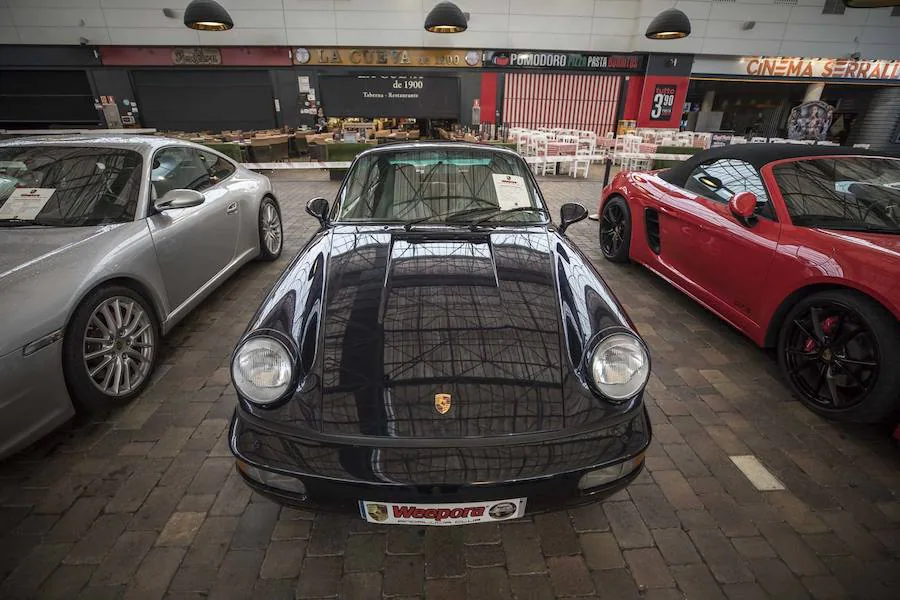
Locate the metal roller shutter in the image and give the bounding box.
[0,70,98,127]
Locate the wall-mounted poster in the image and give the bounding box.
[787,101,834,141]
[648,84,677,122]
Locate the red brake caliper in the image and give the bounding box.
[803,315,839,352]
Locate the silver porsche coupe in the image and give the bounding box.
[0,135,283,458]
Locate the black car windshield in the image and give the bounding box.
[773,156,900,234]
[336,147,545,225]
[0,146,143,227]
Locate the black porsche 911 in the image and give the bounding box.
[228,142,651,526]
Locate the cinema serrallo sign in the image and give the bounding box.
[695,56,900,81]
[294,47,482,68]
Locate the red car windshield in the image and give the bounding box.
[773,156,900,234]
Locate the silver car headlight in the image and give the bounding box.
[588,333,650,401]
[232,336,293,405]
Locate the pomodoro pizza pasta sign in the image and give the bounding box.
[483,50,644,73]
[694,56,900,81]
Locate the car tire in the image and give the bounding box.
[600,195,631,263]
[777,289,900,423]
[62,285,159,413]
[258,197,283,261]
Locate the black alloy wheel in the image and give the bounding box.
[600,196,631,263]
[778,290,900,423]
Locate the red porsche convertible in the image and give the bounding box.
[599,145,900,423]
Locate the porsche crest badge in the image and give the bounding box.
[434,393,452,414]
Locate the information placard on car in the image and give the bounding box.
[359,498,526,526]
[0,188,55,220]
[318,75,459,119]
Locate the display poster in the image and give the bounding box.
[0,188,55,220]
[492,174,531,210]
[787,101,835,141]
[710,132,733,148]
[648,84,677,122]
[318,75,459,118]
[298,76,311,93]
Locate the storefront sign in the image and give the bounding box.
[694,56,900,81]
[318,75,459,118]
[294,47,481,68]
[482,51,644,73]
[649,84,677,122]
[171,47,221,66]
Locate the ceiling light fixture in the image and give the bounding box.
[645,8,692,39]
[424,2,468,33]
[184,0,233,31]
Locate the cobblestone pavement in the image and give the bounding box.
[1,173,899,600]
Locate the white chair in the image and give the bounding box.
[730,136,748,145]
[853,143,871,149]
[768,137,786,144]
[530,134,554,176]
[750,137,767,143]
[570,148,591,178]
[817,141,838,146]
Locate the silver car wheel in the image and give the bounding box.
[82,296,154,397]
[262,203,282,255]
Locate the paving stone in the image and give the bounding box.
[689,528,754,584]
[35,564,94,600]
[168,564,218,593]
[653,527,702,565]
[465,542,505,567]
[14,513,59,535]
[89,530,156,586]
[341,572,383,600]
[467,566,512,600]
[177,494,217,513]
[252,578,297,600]
[271,517,311,541]
[801,574,849,599]
[209,475,252,517]
[382,555,423,596]
[0,543,72,599]
[580,532,624,570]
[747,558,811,599]
[702,493,758,537]
[208,549,264,600]
[46,497,107,543]
[508,574,554,600]
[259,540,305,579]
[425,526,465,578]
[464,522,500,545]
[603,501,653,549]
[592,568,641,600]
[547,555,595,596]
[128,486,185,532]
[386,526,424,555]
[653,470,704,510]
[186,458,234,495]
[671,564,723,599]
[628,484,680,529]
[306,514,349,556]
[534,510,580,556]
[818,510,888,560]
[731,536,777,560]
[723,582,770,600]
[64,513,131,565]
[501,522,546,575]
[801,532,851,557]
[568,502,610,533]
[230,502,279,550]
[757,522,828,577]
[624,547,675,589]
[124,546,186,600]
[155,511,207,547]
[104,472,161,514]
[344,533,385,572]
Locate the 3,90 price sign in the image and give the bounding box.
[649,84,677,121]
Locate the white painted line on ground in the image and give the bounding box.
[729,455,786,491]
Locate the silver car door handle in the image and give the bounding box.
[226,202,238,215]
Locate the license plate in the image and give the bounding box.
[359,498,527,526]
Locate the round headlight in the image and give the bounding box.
[589,333,650,401]
[232,336,293,405]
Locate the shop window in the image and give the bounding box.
[684,158,775,220]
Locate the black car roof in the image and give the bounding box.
[658,144,896,187]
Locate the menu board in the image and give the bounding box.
[319,75,459,119]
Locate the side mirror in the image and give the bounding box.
[559,202,588,234]
[154,189,204,212]
[306,197,329,228]
[728,191,758,222]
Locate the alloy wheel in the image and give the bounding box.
[783,302,878,410]
[263,203,282,255]
[82,296,155,397]
[600,202,626,257]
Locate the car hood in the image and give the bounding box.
[244,226,638,441]
[0,226,111,280]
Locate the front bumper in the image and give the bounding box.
[229,406,651,517]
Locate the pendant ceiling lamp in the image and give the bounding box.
[645,8,691,40]
[424,2,468,33]
[184,0,234,31]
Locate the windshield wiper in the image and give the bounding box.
[0,217,47,227]
[403,206,496,230]
[468,207,548,230]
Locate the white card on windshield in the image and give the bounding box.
[492,174,530,210]
[0,188,55,220]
